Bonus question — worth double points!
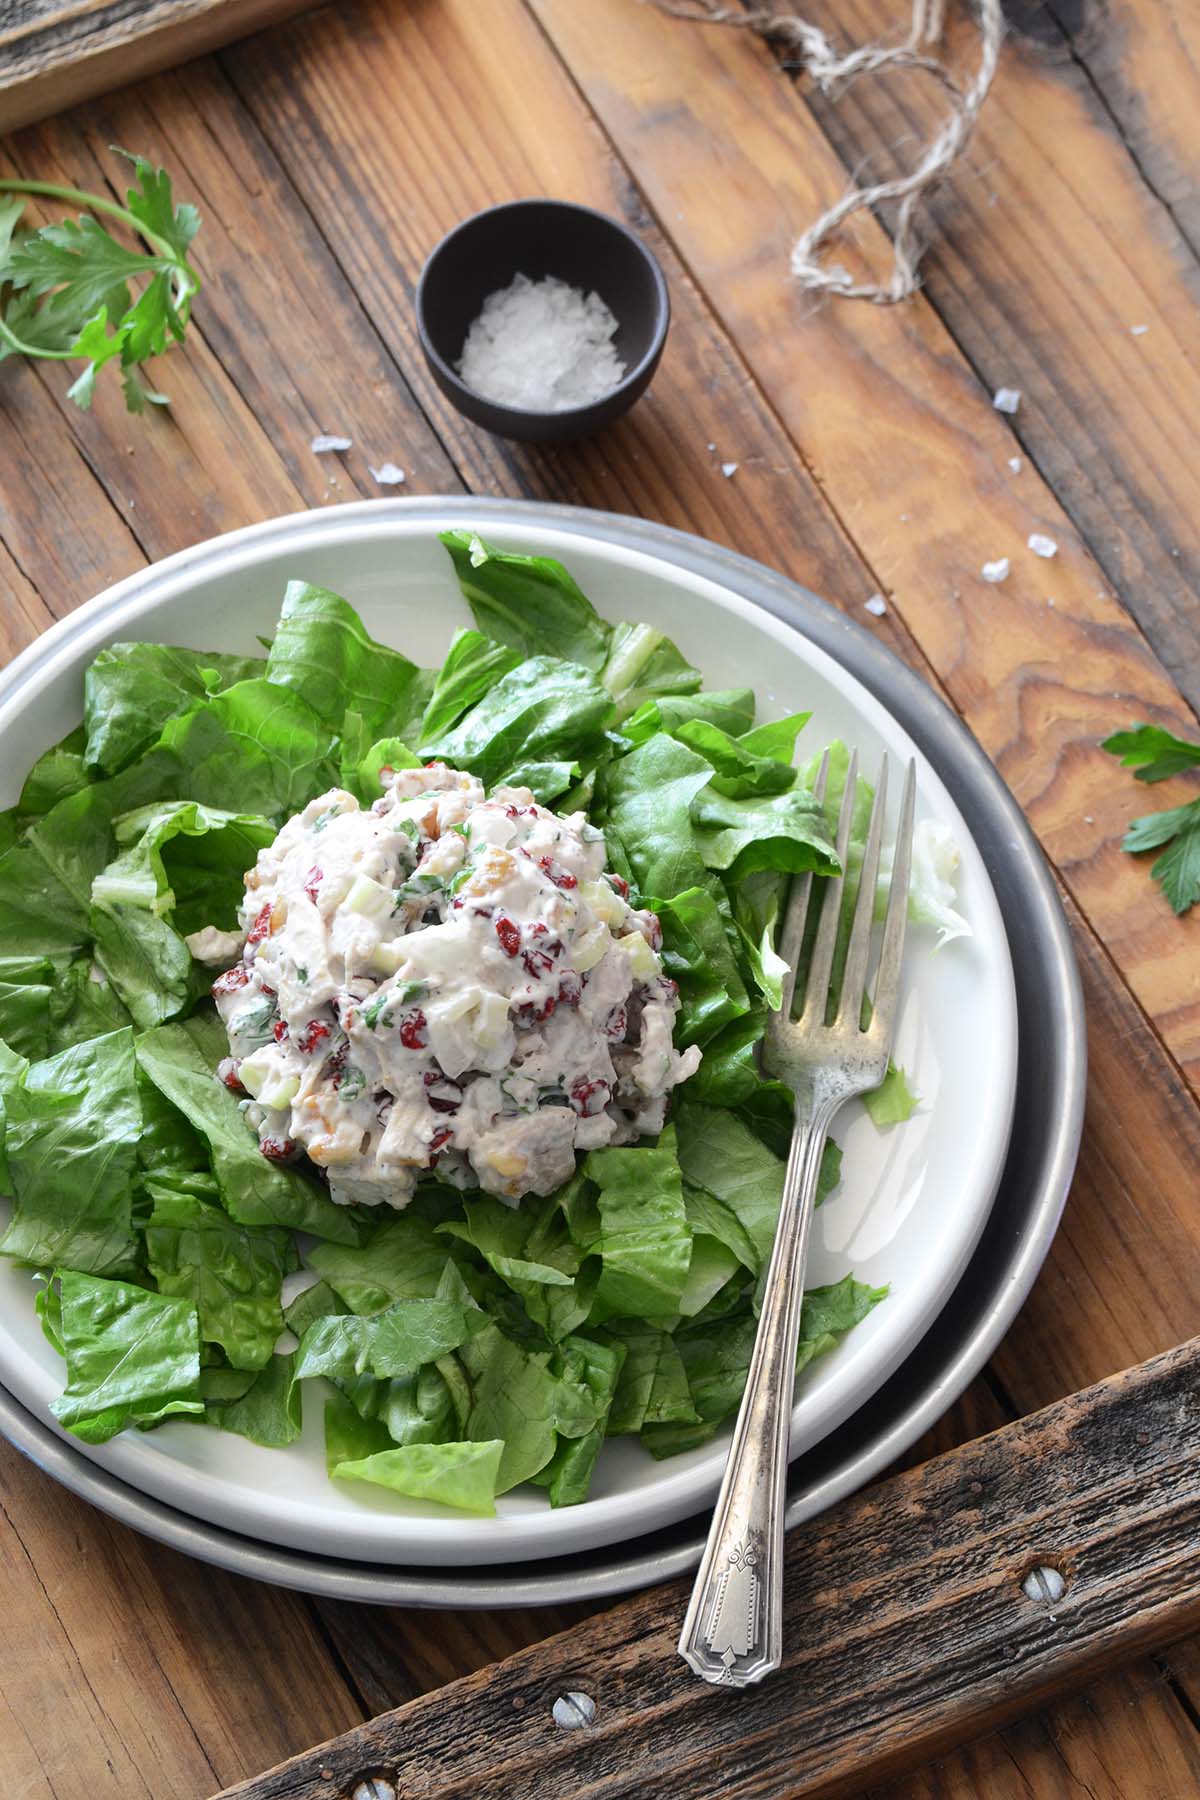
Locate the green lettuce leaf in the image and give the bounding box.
[606,1321,700,1433]
[212,1350,301,1446]
[0,955,53,1059]
[441,529,611,672]
[0,1034,31,1193]
[863,1062,919,1127]
[0,1028,140,1274]
[333,1439,504,1516]
[528,1332,625,1506]
[603,734,715,897]
[84,641,264,776]
[19,726,92,815]
[49,1269,203,1443]
[333,1361,459,1448]
[586,1129,693,1321]
[419,628,523,742]
[457,1322,607,1493]
[294,1292,487,1383]
[158,679,338,819]
[323,1390,394,1472]
[621,687,756,750]
[675,714,808,798]
[264,580,425,736]
[674,1100,783,1276]
[306,1198,464,1311]
[600,620,701,721]
[284,1277,347,1337]
[421,656,613,786]
[145,1185,294,1370]
[654,885,749,1048]
[693,785,839,884]
[136,1013,359,1243]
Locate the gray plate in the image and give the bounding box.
[0,500,1085,1607]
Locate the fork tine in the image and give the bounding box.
[868,757,916,1042]
[799,749,859,1029]
[837,756,889,1028]
[776,750,829,1016]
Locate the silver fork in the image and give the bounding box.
[678,750,916,1687]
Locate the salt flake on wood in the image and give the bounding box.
[1028,533,1058,559]
[864,594,888,616]
[369,463,406,485]
[311,433,352,453]
[981,558,1010,583]
[993,388,1021,415]
[721,461,739,478]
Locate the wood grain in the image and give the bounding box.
[530,0,1200,1096]
[212,1339,1200,1800]
[0,0,316,133]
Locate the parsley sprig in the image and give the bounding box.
[1103,722,1200,915]
[0,150,201,414]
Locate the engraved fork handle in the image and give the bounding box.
[678,1078,841,1686]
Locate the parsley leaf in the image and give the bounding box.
[1101,723,1200,784]
[1105,721,1200,914]
[0,151,201,414]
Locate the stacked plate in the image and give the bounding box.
[0,501,1084,1606]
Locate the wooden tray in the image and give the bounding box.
[0,0,315,132]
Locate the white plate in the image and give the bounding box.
[0,503,1018,1566]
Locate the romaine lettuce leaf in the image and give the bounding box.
[145,1185,295,1370]
[605,1322,700,1434]
[0,1034,30,1194]
[421,656,613,785]
[586,1130,693,1321]
[323,1390,394,1471]
[693,785,839,884]
[158,679,338,819]
[294,1292,487,1383]
[675,715,806,798]
[284,1277,347,1337]
[333,1361,459,1448]
[674,1100,783,1276]
[603,734,715,897]
[620,688,755,750]
[212,1350,301,1446]
[528,1332,625,1506]
[84,641,264,776]
[136,1013,359,1243]
[420,628,523,743]
[457,1323,607,1493]
[0,1028,140,1274]
[19,726,92,815]
[264,580,426,737]
[333,1439,504,1516]
[306,1198,464,1311]
[600,620,701,720]
[441,530,611,672]
[50,1269,203,1443]
[863,1062,919,1127]
[654,885,749,1047]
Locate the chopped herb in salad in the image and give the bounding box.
[0,531,969,1514]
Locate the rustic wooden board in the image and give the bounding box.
[211,1339,1200,1800]
[0,0,315,132]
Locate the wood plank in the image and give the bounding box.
[0,535,52,662]
[213,1339,1200,1800]
[787,0,1200,718]
[0,0,316,134]
[528,0,1200,1096]
[1043,0,1200,258]
[0,1435,365,1797]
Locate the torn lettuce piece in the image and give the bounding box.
[145,1185,295,1371]
[136,1013,359,1244]
[621,687,756,751]
[294,1290,487,1384]
[420,628,523,743]
[600,619,701,722]
[212,1351,302,1446]
[158,679,338,821]
[49,1269,203,1443]
[528,1332,625,1507]
[19,726,92,816]
[441,529,611,672]
[0,1028,140,1276]
[604,733,715,898]
[654,886,750,1048]
[675,714,808,798]
[323,1390,394,1472]
[605,1322,699,1434]
[457,1323,607,1493]
[284,1277,347,1337]
[862,1062,919,1128]
[264,580,426,737]
[693,784,839,884]
[306,1197,465,1312]
[334,1439,505,1516]
[421,655,613,789]
[84,641,264,777]
[586,1129,693,1322]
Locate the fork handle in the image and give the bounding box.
[678,1087,836,1686]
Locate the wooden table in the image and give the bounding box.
[1,1,1198,1794]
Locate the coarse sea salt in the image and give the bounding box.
[993,387,1021,415]
[981,558,1010,583]
[369,462,406,486]
[458,273,626,413]
[1028,532,1058,558]
[311,433,352,453]
[864,594,888,616]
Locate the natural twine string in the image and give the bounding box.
[650,0,1005,303]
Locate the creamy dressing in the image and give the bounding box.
[209,764,700,1207]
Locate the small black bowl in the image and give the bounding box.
[415,198,670,444]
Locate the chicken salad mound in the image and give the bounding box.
[209,762,701,1208]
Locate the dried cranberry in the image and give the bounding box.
[246,901,274,946]
[399,1008,428,1050]
[657,975,680,1001]
[522,944,557,981]
[514,995,557,1031]
[569,1077,611,1118]
[259,984,276,1000]
[272,1019,289,1043]
[297,1018,331,1055]
[608,873,630,899]
[529,920,549,937]
[303,866,323,903]
[494,916,521,957]
[538,855,577,890]
[323,1041,349,1085]
[211,965,251,997]
[423,1070,463,1112]
[217,1056,244,1093]
[427,1126,453,1162]
[505,804,520,820]
[259,1136,295,1162]
[604,1005,628,1042]
[557,969,583,1008]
